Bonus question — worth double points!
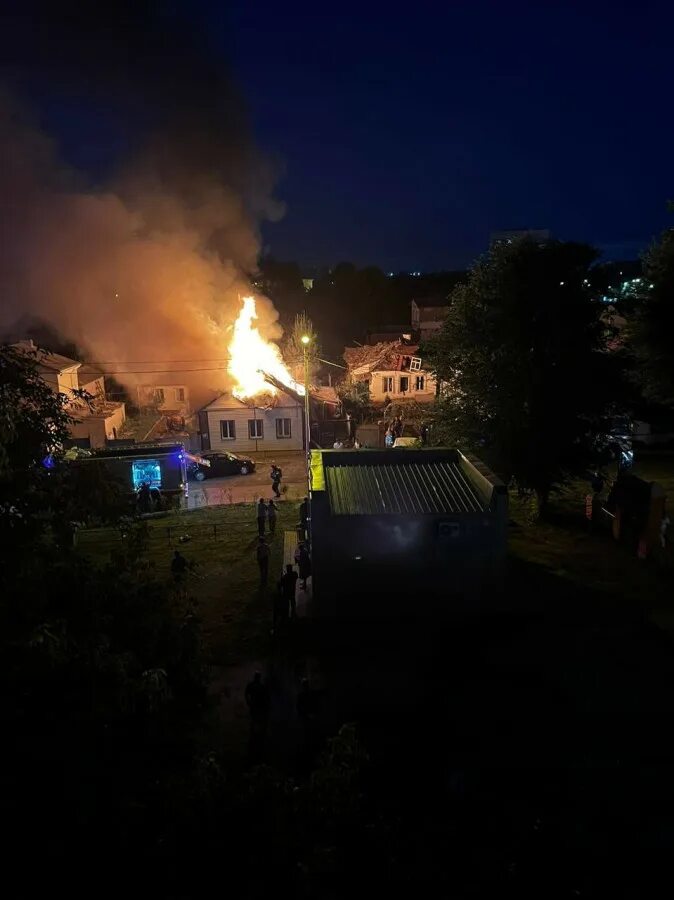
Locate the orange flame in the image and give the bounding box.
[228,296,305,400]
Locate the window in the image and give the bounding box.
[154,388,165,403]
[382,376,393,393]
[399,376,409,393]
[131,458,161,490]
[175,387,186,402]
[410,357,422,372]
[276,417,292,439]
[220,420,236,440]
[248,419,264,440]
[415,375,426,391]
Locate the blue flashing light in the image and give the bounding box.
[42,454,56,470]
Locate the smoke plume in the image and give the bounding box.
[0,1,284,404]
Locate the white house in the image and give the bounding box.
[344,340,437,405]
[12,341,126,448]
[198,391,304,455]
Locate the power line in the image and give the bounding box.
[83,358,232,365]
[89,367,230,375]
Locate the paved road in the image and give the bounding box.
[186,452,308,509]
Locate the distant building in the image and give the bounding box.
[490,228,551,246]
[411,297,450,340]
[136,382,191,415]
[11,340,126,449]
[344,340,437,405]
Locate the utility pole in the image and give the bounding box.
[301,335,312,500]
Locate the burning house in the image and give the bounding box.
[198,296,341,454]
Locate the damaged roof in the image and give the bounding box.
[343,340,420,374]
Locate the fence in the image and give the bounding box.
[76,506,298,555]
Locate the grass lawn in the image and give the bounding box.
[508,452,674,623]
[77,501,300,665]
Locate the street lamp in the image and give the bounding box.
[301,334,312,491]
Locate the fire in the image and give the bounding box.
[228,296,305,399]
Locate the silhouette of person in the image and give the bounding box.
[257,497,267,537]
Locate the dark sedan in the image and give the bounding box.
[190,451,256,481]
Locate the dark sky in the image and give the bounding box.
[4,0,673,273]
[219,0,674,270]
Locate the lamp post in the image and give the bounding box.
[301,335,311,489]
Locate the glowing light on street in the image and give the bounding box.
[228,296,305,399]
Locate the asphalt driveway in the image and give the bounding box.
[186,451,308,508]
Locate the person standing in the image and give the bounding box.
[137,481,151,513]
[271,463,282,498]
[257,497,267,537]
[299,496,309,541]
[256,537,270,587]
[267,499,278,536]
[297,543,312,590]
[279,563,299,619]
[170,549,188,585]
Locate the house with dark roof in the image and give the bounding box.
[308,447,508,615]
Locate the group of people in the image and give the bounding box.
[332,438,362,450]
[136,481,165,513]
[257,498,278,537]
[384,415,404,448]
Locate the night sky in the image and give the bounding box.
[222,0,674,270]
[4,0,674,273]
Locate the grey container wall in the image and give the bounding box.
[309,448,507,617]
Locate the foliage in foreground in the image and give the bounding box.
[628,227,674,407]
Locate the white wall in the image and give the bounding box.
[370,369,436,403]
[206,404,303,453]
[69,403,126,449]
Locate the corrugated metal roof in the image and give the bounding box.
[325,461,487,515]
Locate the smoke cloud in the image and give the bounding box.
[0,1,284,404]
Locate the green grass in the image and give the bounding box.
[77,502,300,664]
[508,453,674,622]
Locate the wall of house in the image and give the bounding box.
[79,375,106,397]
[370,368,436,402]
[69,403,127,449]
[38,367,80,395]
[206,404,304,453]
[137,384,191,414]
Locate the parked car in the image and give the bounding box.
[190,452,256,480]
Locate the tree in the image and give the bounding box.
[337,379,371,420]
[627,228,674,407]
[424,239,611,512]
[0,343,80,547]
[282,311,320,385]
